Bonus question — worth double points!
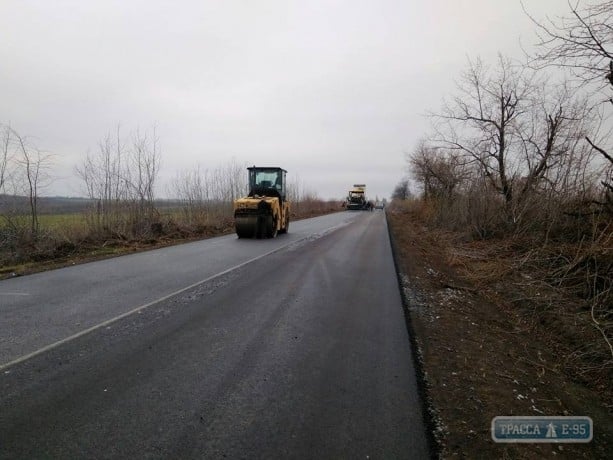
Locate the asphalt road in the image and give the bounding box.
[0,211,430,459]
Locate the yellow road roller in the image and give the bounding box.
[233,166,290,238]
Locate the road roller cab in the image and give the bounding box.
[233,167,290,238]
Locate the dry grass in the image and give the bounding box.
[387,203,612,459]
[391,197,612,402]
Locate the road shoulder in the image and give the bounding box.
[386,209,611,459]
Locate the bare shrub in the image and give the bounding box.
[171,165,212,226]
[76,125,161,239]
[169,160,247,234]
[409,143,467,201]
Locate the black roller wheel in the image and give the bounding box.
[265,215,278,238]
[235,215,257,238]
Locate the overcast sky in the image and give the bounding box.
[1,0,573,200]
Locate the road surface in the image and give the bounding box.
[0,211,430,459]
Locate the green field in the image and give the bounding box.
[0,213,88,232]
[39,213,88,230]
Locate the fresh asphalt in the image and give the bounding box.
[0,212,357,367]
[0,211,430,459]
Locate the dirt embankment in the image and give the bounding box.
[386,208,611,459]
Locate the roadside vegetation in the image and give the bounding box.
[389,2,611,458]
[0,125,340,278]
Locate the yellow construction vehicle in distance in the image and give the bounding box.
[346,184,371,210]
[233,166,290,238]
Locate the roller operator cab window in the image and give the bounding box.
[253,170,281,189]
[249,169,286,197]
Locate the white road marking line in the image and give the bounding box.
[0,223,349,371]
[0,292,31,296]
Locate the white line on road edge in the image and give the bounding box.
[0,221,351,372]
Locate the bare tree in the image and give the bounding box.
[431,55,600,225]
[124,126,161,224]
[432,55,535,207]
[515,82,597,208]
[76,127,126,233]
[408,141,468,199]
[524,1,613,211]
[392,179,411,200]
[0,124,10,193]
[0,124,16,252]
[524,0,613,93]
[10,129,52,239]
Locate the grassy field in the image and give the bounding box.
[2,212,87,228]
[39,213,88,231]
